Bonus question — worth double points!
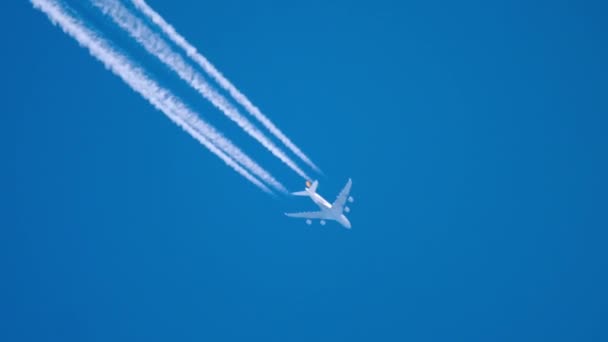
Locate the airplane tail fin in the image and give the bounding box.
[291,180,318,197]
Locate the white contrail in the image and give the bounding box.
[30,0,286,194]
[131,0,321,174]
[94,0,311,180]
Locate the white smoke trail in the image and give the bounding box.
[131,0,321,174]
[30,0,286,194]
[94,0,311,180]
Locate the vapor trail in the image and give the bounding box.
[94,0,311,180]
[30,0,285,194]
[131,0,321,174]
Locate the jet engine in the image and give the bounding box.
[306,219,312,225]
[344,206,350,213]
[320,220,326,226]
[348,196,354,203]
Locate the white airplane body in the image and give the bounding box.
[285,179,353,229]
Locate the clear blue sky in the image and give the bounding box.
[2,0,608,341]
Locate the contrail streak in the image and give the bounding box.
[30,0,286,194]
[131,0,321,174]
[94,0,311,180]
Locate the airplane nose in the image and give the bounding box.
[344,219,352,229]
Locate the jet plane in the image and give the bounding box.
[285,178,354,229]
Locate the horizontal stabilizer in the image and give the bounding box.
[291,180,319,197]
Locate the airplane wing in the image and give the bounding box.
[332,178,352,212]
[285,211,327,219]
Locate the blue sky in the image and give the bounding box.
[2,0,608,341]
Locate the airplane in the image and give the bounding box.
[285,178,354,229]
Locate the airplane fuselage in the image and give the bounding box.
[310,192,332,209]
